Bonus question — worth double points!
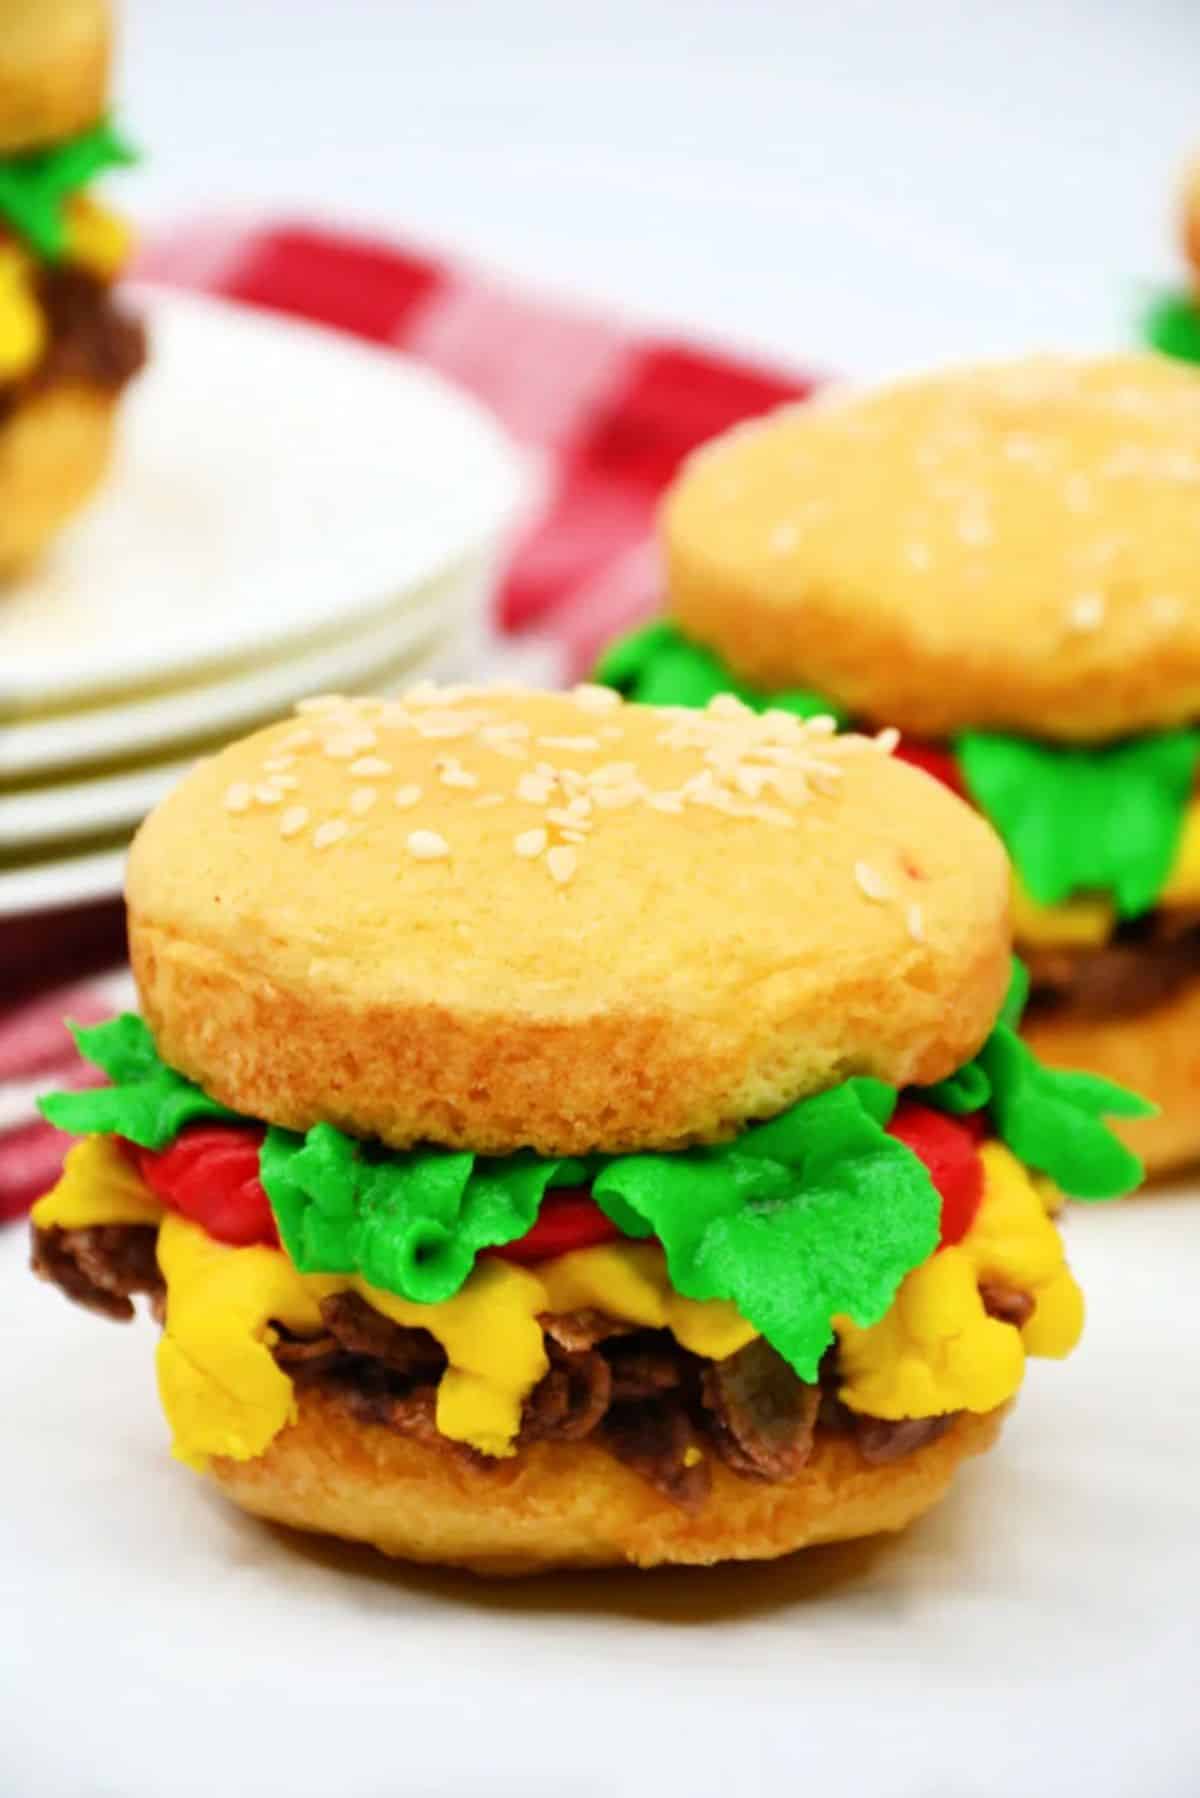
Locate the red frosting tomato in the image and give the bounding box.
[129,1101,986,1266]
[130,1125,279,1248]
[886,1101,985,1247]
[893,739,966,798]
[486,1190,622,1264]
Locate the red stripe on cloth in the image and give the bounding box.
[0,985,114,1082]
[577,340,812,487]
[498,339,813,629]
[201,223,448,347]
[406,275,636,451]
[0,1115,89,1222]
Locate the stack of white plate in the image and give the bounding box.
[0,287,527,922]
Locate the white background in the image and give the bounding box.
[121,0,1198,378]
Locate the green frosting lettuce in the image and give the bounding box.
[40,998,1146,1379]
[917,962,1152,1200]
[261,1125,592,1306]
[595,619,847,722]
[1143,291,1200,366]
[592,1078,941,1379]
[0,120,136,260]
[957,730,1200,918]
[38,1015,237,1146]
[262,1078,936,1381]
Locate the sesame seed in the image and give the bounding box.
[854,860,891,902]
[323,731,376,759]
[957,509,992,547]
[224,782,252,813]
[769,521,799,554]
[1068,593,1105,631]
[538,735,601,753]
[393,784,423,809]
[480,721,531,743]
[517,773,555,804]
[546,845,577,884]
[281,727,315,749]
[905,543,931,571]
[279,805,309,838]
[377,703,413,729]
[648,792,685,814]
[571,684,622,713]
[907,902,925,942]
[474,793,505,808]
[314,820,349,849]
[875,727,900,753]
[591,783,642,809]
[263,755,295,773]
[514,828,548,858]
[559,829,588,844]
[407,829,450,861]
[413,715,477,740]
[734,766,767,799]
[254,783,283,806]
[349,787,378,815]
[350,756,392,777]
[439,763,479,789]
[589,761,637,785]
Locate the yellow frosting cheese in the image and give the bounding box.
[31,1131,163,1229]
[0,243,45,382]
[1013,793,1200,947]
[63,197,133,281]
[34,1132,1082,1468]
[835,1143,1084,1419]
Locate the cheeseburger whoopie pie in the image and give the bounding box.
[0,0,145,573]
[33,685,1143,1573]
[601,353,1200,1176]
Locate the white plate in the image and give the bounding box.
[0,1193,1196,1797]
[1,758,195,853]
[0,556,483,781]
[0,843,128,919]
[0,285,526,713]
[0,609,455,850]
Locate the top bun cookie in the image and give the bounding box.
[665,354,1200,743]
[127,686,1009,1156]
[0,0,109,154]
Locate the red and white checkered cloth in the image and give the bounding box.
[0,215,816,1220]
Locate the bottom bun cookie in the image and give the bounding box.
[210,1388,1006,1575]
[0,384,115,574]
[1025,974,1200,1178]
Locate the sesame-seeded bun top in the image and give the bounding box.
[0,0,109,154]
[665,354,1200,743]
[127,685,1010,1155]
